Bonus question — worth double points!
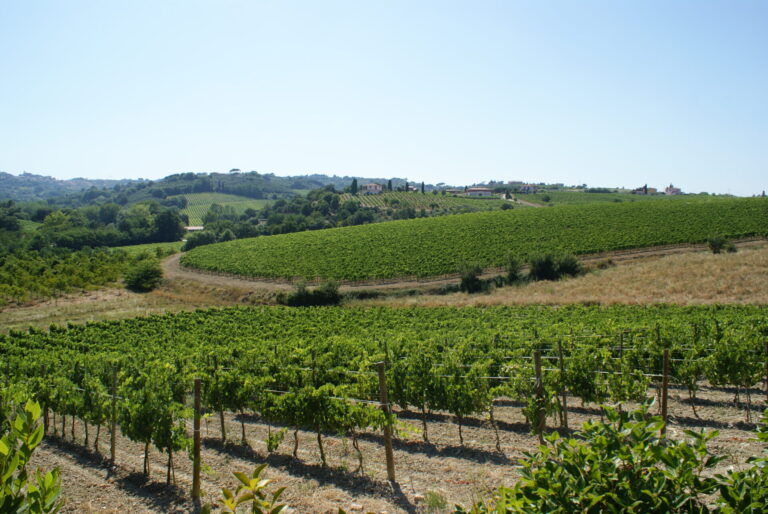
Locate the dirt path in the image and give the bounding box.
[510,198,543,208]
[164,238,767,293]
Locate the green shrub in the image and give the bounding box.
[124,259,163,292]
[708,235,737,254]
[1,398,63,513]
[459,264,484,293]
[717,409,768,512]
[528,254,559,281]
[506,257,522,284]
[528,254,581,281]
[460,402,721,513]
[182,231,218,251]
[278,281,341,307]
[555,254,582,277]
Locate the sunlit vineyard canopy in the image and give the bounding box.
[181,197,768,281]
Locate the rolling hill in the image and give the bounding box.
[180,196,768,281]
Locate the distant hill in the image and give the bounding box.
[0,172,137,202]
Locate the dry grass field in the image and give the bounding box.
[358,244,768,308]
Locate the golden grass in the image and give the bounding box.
[356,245,768,308]
[0,279,277,333]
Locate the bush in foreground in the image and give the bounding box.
[460,404,768,513]
[460,402,721,513]
[1,393,63,513]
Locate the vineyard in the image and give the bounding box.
[175,193,272,225]
[180,196,768,281]
[523,190,682,205]
[3,304,767,510]
[339,191,507,211]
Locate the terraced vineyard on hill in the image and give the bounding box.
[180,197,768,281]
[339,191,507,211]
[523,190,686,205]
[175,193,272,225]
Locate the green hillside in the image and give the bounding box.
[339,191,507,211]
[523,190,698,206]
[177,193,272,225]
[180,197,768,281]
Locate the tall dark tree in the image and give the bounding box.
[153,209,186,242]
[421,182,425,194]
[351,179,358,196]
[387,179,392,192]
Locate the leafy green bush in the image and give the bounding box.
[204,464,286,513]
[459,264,484,293]
[708,235,737,254]
[528,254,581,281]
[506,257,522,284]
[182,231,218,251]
[461,402,721,513]
[277,281,341,307]
[555,254,582,277]
[528,255,559,281]
[717,409,768,512]
[124,259,163,292]
[1,398,63,513]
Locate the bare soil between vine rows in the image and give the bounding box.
[30,384,767,513]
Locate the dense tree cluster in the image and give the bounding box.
[1,200,185,251]
[183,186,429,250]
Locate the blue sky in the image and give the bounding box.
[1,1,766,195]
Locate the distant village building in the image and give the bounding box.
[446,188,464,195]
[665,184,682,196]
[632,185,658,195]
[518,184,538,194]
[466,187,493,197]
[362,183,383,194]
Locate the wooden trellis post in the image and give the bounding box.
[661,349,669,436]
[192,378,202,500]
[377,362,396,482]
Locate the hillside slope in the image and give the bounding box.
[180,197,768,281]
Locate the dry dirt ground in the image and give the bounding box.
[29,384,767,513]
[3,240,765,335]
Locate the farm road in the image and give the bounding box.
[163,238,767,293]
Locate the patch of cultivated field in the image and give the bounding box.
[181,197,768,281]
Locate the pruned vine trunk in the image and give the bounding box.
[421,405,429,443]
[219,409,226,442]
[489,405,501,453]
[166,449,174,485]
[239,409,247,445]
[293,429,299,457]
[143,441,150,476]
[352,433,364,474]
[95,424,101,451]
[316,431,326,467]
[688,389,699,418]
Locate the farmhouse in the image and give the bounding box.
[362,183,383,194]
[518,184,537,194]
[665,184,682,195]
[466,187,493,197]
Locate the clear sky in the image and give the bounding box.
[1,1,766,195]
